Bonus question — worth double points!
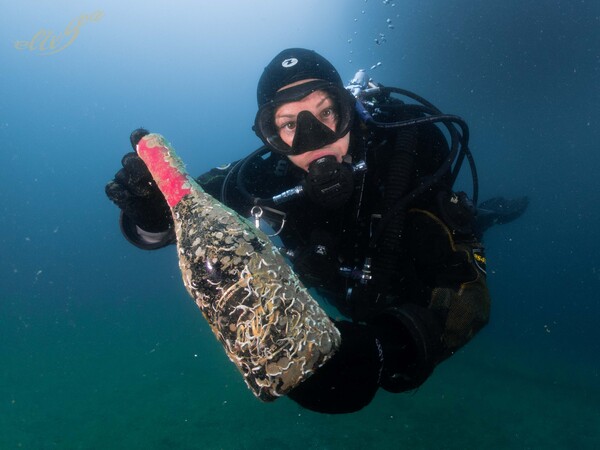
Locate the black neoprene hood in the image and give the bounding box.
[256,48,344,108]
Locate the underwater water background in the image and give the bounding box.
[1,0,599,448]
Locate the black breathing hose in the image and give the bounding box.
[220,145,270,205]
[377,86,478,205]
[373,124,418,292]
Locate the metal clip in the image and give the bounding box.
[250,206,287,237]
[360,257,373,285]
[251,206,263,229]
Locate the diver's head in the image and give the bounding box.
[254,48,356,169]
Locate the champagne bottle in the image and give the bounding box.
[136,133,341,401]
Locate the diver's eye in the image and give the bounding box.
[280,121,296,131]
[320,107,336,121]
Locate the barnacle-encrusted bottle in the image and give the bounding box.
[136,133,341,401]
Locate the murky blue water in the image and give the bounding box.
[1,1,598,448]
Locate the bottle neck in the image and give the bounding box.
[136,134,195,208]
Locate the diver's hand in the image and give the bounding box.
[105,128,173,233]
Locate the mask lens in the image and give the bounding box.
[254,81,355,155]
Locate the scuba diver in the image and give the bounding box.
[106,48,528,414]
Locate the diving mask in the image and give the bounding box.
[253,80,356,155]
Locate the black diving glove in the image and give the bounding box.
[371,304,442,393]
[105,128,173,233]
